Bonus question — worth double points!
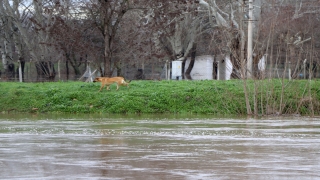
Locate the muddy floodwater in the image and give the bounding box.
[0,114,320,180]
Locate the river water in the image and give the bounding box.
[0,114,319,180]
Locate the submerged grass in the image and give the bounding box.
[0,79,319,115]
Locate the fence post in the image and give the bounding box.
[288,61,291,81]
[58,60,61,81]
[303,59,307,79]
[18,60,22,82]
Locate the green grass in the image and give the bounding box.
[0,79,319,115]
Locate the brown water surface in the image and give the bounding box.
[0,114,319,179]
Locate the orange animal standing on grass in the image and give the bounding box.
[93,77,131,91]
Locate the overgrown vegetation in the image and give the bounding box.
[0,80,319,116]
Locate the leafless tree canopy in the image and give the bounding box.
[1,0,320,81]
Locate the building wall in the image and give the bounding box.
[183,55,233,80]
[184,55,214,80]
[218,55,233,80]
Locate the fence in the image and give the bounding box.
[1,61,319,82]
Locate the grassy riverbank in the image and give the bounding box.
[0,80,319,115]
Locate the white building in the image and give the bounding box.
[171,55,232,80]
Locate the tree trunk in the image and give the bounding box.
[212,61,218,79]
[116,63,122,77]
[35,61,56,81]
[66,60,69,80]
[182,58,186,79]
[1,37,15,80]
[185,43,196,80]
[7,63,15,80]
[18,58,25,81]
[1,46,8,79]
[65,53,82,79]
[68,54,81,79]
[103,34,113,77]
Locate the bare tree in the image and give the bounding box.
[0,0,61,81]
[113,10,165,79]
[238,0,320,115]
[0,0,25,80]
[141,1,214,79]
[82,0,146,77]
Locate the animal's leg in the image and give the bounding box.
[99,84,104,92]
[107,85,110,90]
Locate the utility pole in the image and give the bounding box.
[247,0,253,78]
